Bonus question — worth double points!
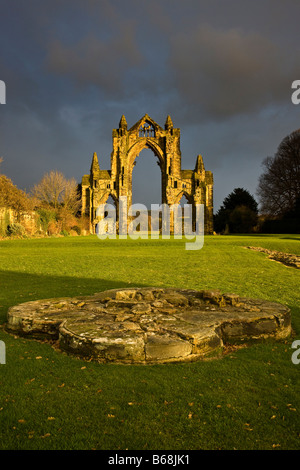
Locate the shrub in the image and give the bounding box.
[71,225,81,235]
[37,208,57,233]
[6,223,26,237]
[47,220,59,235]
[0,210,10,237]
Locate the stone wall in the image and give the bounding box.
[247,246,300,269]
[0,206,39,236]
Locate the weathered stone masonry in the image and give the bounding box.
[81,114,214,234]
[6,287,291,364]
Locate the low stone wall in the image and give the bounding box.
[0,206,39,236]
[247,246,300,269]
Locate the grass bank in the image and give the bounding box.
[0,234,299,450]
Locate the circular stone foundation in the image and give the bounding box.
[6,288,291,364]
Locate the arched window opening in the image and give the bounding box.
[175,194,193,235]
[139,122,155,138]
[104,195,116,218]
[132,148,162,232]
[96,194,116,236]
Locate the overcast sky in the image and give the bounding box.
[0,0,300,211]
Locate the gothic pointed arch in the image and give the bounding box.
[127,137,165,169]
[81,115,214,234]
[174,190,194,205]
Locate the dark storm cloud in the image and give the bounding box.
[0,0,300,212]
[46,26,143,96]
[169,24,300,119]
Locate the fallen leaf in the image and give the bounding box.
[244,423,253,430]
[35,356,42,360]
[25,378,35,385]
[18,419,25,424]
[47,417,55,420]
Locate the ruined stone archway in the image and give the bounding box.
[81,114,214,234]
[127,137,165,209]
[127,136,165,170]
[175,190,194,206]
[130,148,163,210]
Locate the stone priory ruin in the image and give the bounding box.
[81,114,214,234]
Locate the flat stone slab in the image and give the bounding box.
[6,287,291,364]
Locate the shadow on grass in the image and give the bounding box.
[280,237,300,241]
[290,305,300,336]
[0,269,148,324]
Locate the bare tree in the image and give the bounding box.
[32,170,80,214]
[32,171,65,209]
[62,177,82,214]
[257,129,300,216]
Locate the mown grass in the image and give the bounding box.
[0,234,299,450]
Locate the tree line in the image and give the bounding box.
[0,159,87,237]
[214,128,300,234]
[1,127,300,237]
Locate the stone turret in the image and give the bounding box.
[195,155,205,174]
[165,115,173,131]
[119,114,127,130]
[90,152,100,175]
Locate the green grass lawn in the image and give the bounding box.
[0,234,299,450]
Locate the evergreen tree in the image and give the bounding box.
[214,187,258,233]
